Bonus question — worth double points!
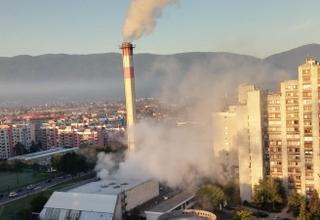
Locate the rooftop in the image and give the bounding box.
[43,191,117,214]
[69,178,152,195]
[145,190,195,213]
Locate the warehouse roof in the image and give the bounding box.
[44,191,117,213]
[69,178,151,195]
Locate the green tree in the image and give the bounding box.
[51,154,62,171]
[232,210,254,220]
[308,190,320,220]
[30,193,49,213]
[196,184,225,211]
[253,177,286,210]
[18,194,49,220]
[29,141,41,153]
[288,192,303,217]
[298,197,310,220]
[53,152,89,176]
[15,142,27,155]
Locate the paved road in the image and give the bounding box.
[0,173,95,206]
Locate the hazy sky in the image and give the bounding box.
[1,0,320,57]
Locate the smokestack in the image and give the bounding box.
[120,42,136,152]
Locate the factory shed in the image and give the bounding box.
[40,192,118,220]
[39,178,159,220]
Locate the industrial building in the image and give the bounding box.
[39,178,159,220]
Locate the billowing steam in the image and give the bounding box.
[95,56,290,188]
[123,0,177,40]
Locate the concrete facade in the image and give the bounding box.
[0,124,35,159]
[266,59,320,195]
[212,85,266,202]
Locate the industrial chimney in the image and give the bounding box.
[120,42,136,152]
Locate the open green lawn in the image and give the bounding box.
[0,170,49,193]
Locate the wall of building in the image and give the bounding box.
[213,85,266,202]
[125,180,159,211]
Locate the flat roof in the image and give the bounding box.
[69,178,153,195]
[146,191,195,213]
[8,147,79,161]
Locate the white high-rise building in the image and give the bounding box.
[0,124,35,159]
[214,58,320,200]
[0,125,12,159]
[267,58,320,195]
[212,85,267,202]
[11,124,35,151]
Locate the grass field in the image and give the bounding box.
[0,170,48,193]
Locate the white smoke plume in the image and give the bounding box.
[95,54,290,188]
[123,0,177,40]
[97,120,216,187]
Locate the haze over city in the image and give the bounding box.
[1,1,320,220]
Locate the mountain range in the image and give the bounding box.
[1,44,320,105]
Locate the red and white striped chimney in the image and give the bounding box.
[120,42,136,152]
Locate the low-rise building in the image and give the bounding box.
[40,178,160,220]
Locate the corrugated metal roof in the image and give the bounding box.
[44,192,117,213]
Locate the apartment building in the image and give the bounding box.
[212,84,267,202]
[0,124,35,159]
[214,58,320,200]
[267,59,320,195]
[0,125,11,159]
[40,123,123,149]
[11,124,35,150]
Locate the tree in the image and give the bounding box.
[15,142,27,155]
[308,190,320,220]
[51,154,62,171]
[232,210,255,220]
[196,184,225,211]
[288,192,303,217]
[298,197,310,220]
[30,194,49,213]
[253,177,286,210]
[30,141,41,153]
[18,194,49,220]
[52,152,89,176]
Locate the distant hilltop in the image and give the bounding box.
[0,44,320,104]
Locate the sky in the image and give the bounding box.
[1,0,320,58]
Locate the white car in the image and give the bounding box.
[8,192,17,198]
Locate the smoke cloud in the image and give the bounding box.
[123,0,177,40]
[95,55,290,188]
